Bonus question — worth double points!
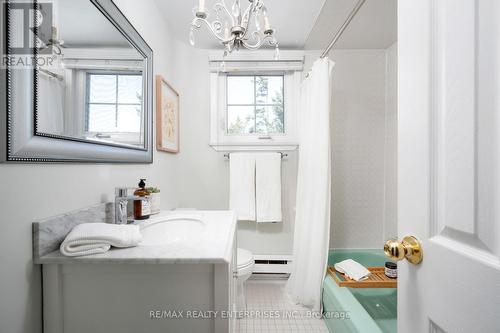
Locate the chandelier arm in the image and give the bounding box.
[192,18,227,42]
[240,0,257,40]
[214,1,235,27]
[242,34,278,50]
[241,33,272,50]
[223,35,237,46]
[240,41,263,50]
[242,30,261,45]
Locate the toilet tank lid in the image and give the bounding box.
[237,248,254,266]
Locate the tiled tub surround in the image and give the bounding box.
[34,205,238,333]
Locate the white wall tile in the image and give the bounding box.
[384,43,398,241]
[328,49,394,249]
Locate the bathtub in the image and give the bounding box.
[322,249,397,333]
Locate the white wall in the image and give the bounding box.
[305,47,398,249]
[0,1,179,332]
[170,42,298,256]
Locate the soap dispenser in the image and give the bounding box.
[134,179,151,220]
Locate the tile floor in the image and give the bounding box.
[236,278,330,333]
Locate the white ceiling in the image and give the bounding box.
[155,0,327,49]
[305,0,397,50]
[56,0,131,48]
[56,0,396,51]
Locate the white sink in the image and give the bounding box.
[139,215,206,246]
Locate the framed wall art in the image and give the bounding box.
[156,75,179,153]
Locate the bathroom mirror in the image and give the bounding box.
[0,0,153,162]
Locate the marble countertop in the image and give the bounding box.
[35,210,237,265]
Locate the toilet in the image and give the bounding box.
[237,248,254,312]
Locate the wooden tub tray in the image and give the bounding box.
[327,266,397,288]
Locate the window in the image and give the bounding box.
[227,75,284,135]
[85,73,143,133]
[209,50,302,151]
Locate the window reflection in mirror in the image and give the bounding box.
[35,0,146,149]
[85,73,143,146]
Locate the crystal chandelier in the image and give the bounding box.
[190,0,280,60]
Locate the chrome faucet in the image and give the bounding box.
[114,187,146,224]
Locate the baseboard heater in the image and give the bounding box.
[252,255,293,275]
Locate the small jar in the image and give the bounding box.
[385,262,397,279]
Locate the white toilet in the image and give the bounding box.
[237,248,254,312]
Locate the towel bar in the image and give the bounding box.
[223,152,288,160]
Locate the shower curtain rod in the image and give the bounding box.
[319,0,366,59]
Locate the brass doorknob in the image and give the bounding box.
[384,236,423,264]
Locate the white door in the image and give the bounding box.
[398,0,500,332]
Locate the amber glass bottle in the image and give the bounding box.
[134,179,151,220]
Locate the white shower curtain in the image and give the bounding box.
[37,74,65,135]
[286,57,334,311]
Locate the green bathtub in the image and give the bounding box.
[322,249,397,333]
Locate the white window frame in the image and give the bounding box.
[61,48,146,146]
[84,71,143,135]
[209,50,303,152]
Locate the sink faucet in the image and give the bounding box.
[114,187,147,224]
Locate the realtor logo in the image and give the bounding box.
[4,1,53,55]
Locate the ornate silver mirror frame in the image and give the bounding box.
[0,0,153,163]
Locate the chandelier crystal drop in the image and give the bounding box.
[190,0,279,58]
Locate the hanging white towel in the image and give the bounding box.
[229,153,256,221]
[60,223,142,257]
[256,153,282,223]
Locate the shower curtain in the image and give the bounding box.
[286,57,334,311]
[37,74,65,135]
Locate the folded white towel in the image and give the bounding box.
[229,153,256,221]
[334,259,371,281]
[256,153,282,223]
[60,223,143,257]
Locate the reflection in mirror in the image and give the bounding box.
[36,0,146,148]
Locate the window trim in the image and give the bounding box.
[84,71,143,135]
[225,74,285,136]
[210,70,300,152]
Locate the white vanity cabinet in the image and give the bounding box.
[35,210,238,333]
